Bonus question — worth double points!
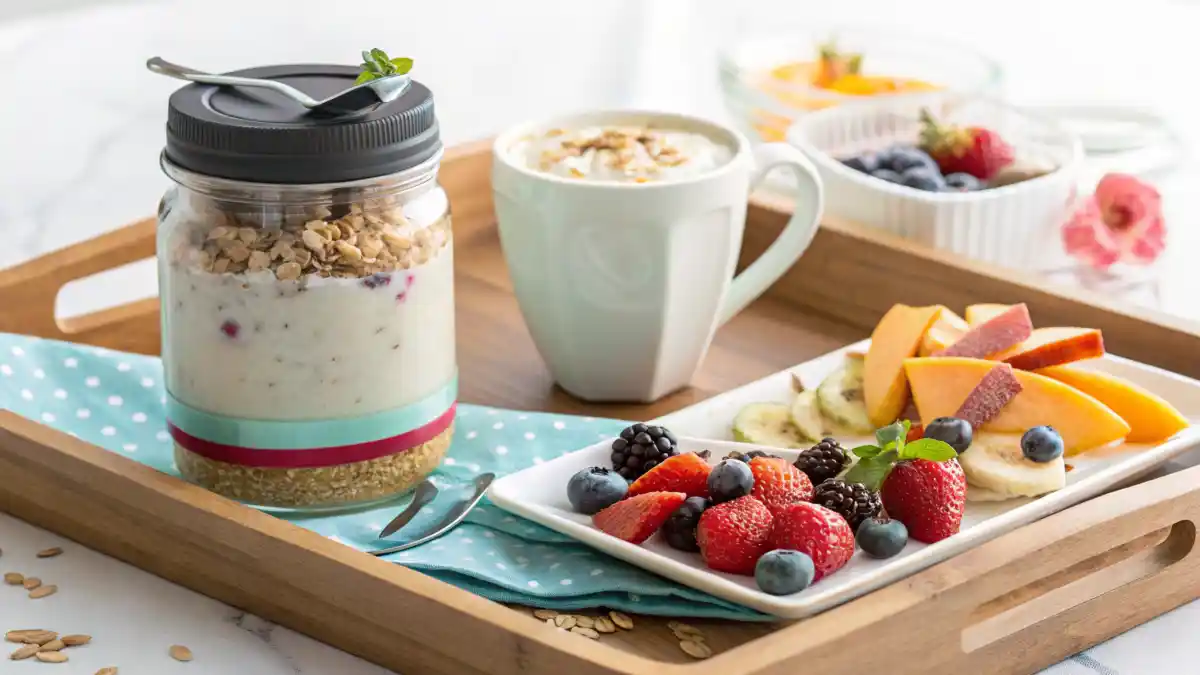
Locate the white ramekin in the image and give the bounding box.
[787,96,1084,269]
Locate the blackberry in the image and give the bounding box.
[793,438,849,485]
[812,479,881,532]
[724,449,778,463]
[610,423,678,480]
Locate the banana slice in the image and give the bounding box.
[733,402,807,448]
[966,484,1014,503]
[957,433,1066,499]
[788,390,827,442]
[816,358,874,434]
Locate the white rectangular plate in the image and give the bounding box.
[489,339,1200,618]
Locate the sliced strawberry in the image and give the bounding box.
[749,457,814,514]
[592,491,686,545]
[627,451,711,498]
[696,495,774,575]
[769,502,855,581]
[918,108,1014,181]
[881,458,966,544]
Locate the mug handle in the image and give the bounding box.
[718,142,825,325]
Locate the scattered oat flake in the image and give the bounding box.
[533,609,558,620]
[679,639,712,659]
[608,611,634,630]
[4,572,23,585]
[39,639,65,652]
[12,630,56,645]
[553,615,577,629]
[573,616,595,629]
[37,547,63,558]
[35,651,68,663]
[96,668,119,675]
[29,584,57,599]
[570,627,600,640]
[170,645,193,662]
[10,643,39,660]
[593,617,616,633]
[22,577,41,590]
[62,634,91,646]
[668,621,704,639]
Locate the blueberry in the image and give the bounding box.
[923,417,973,454]
[662,496,711,552]
[885,146,937,173]
[707,459,754,503]
[566,467,628,515]
[944,172,983,192]
[870,169,904,184]
[841,154,879,174]
[1021,426,1064,463]
[755,550,816,595]
[901,168,946,192]
[856,517,909,559]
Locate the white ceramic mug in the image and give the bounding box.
[491,110,823,402]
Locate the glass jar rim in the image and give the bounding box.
[160,148,444,205]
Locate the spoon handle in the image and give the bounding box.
[378,480,439,539]
[146,56,318,107]
[369,473,496,557]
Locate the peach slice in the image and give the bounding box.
[965,303,1011,326]
[936,304,1033,359]
[991,327,1105,370]
[864,304,943,428]
[904,357,1130,454]
[918,306,969,357]
[953,363,1023,429]
[1036,366,1189,444]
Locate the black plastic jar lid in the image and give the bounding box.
[164,64,440,184]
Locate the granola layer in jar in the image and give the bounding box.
[156,65,455,511]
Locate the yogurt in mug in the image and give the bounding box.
[511,125,734,183]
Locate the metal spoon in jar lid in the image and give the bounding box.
[377,480,440,539]
[370,473,496,557]
[146,57,412,115]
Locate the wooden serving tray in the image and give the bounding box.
[2,140,1200,675]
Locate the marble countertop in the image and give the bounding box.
[2,0,1200,672]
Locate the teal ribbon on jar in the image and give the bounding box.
[166,375,457,468]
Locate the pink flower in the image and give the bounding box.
[1062,173,1165,269]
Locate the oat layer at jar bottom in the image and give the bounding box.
[174,425,453,511]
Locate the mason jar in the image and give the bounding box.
[156,65,455,512]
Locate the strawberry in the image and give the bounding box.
[843,420,964,544]
[749,457,813,514]
[627,451,711,498]
[768,502,855,581]
[696,496,774,575]
[592,491,686,545]
[917,108,1014,181]
[880,458,967,544]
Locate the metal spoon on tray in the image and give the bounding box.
[146,57,411,115]
[370,473,496,557]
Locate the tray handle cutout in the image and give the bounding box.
[962,520,1195,653]
[0,217,159,355]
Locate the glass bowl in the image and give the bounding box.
[719,25,1004,144]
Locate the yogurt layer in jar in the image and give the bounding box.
[156,64,455,511]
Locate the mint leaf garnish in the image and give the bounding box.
[851,444,883,459]
[875,420,910,449]
[900,438,958,462]
[844,450,898,491]
[357,48,414,84]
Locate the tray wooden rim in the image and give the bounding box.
[2,138,1200,675]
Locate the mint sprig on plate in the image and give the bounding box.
[356,48,413,84]
[844,420,957,491]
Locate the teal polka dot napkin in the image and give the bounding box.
[0,332,767,621]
